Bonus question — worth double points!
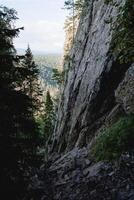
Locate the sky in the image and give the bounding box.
[1,0,68,54]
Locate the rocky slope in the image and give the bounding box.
[30,151,134,200]
[27,0,134,199]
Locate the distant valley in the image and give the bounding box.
[34,54,62,96]
[17,48,62,96]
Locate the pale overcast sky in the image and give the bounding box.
[1,0,67,54]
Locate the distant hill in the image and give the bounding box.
[16,49,62,90]
[34,54,62,88]
[34,54,61,69]
[16,48,62,56]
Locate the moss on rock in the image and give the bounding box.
[92,115,134,161]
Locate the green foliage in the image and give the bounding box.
[92,115,134,161]
[22,45,43,113]
[64,0,74,10]
[64,54,71,61]
[64,0,89,52]
[43,91,55,143]
[0,6,43,197]
[52,68,64,85]
[34,54,61,87]
[64,54,75,71]
[111,0,134,64]
[104,0,113,4]
[64,0,88,13]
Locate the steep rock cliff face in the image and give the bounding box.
[51,0,130,153]
[27,1,134,199]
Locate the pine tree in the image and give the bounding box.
[43,91,55,142]
[22,45,42,115]
[64,0,89,55]
[52,68,64,85]
[64,0,75,44]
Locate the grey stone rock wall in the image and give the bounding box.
[51,0,129,153]
[115,65,134,115]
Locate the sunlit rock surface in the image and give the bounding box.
[52,0,128,153]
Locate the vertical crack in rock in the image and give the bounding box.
[51,0,127,153]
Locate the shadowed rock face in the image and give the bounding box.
[51,0,129,153]
[115,65,134,115]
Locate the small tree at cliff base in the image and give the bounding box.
[22,45,43,115]
[43,91,55,144]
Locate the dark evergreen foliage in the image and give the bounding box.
[43,91,55,143]
[92,115,134,161]
[52,68,64,85]
[0,6,42,199]
[22,45,43,114]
